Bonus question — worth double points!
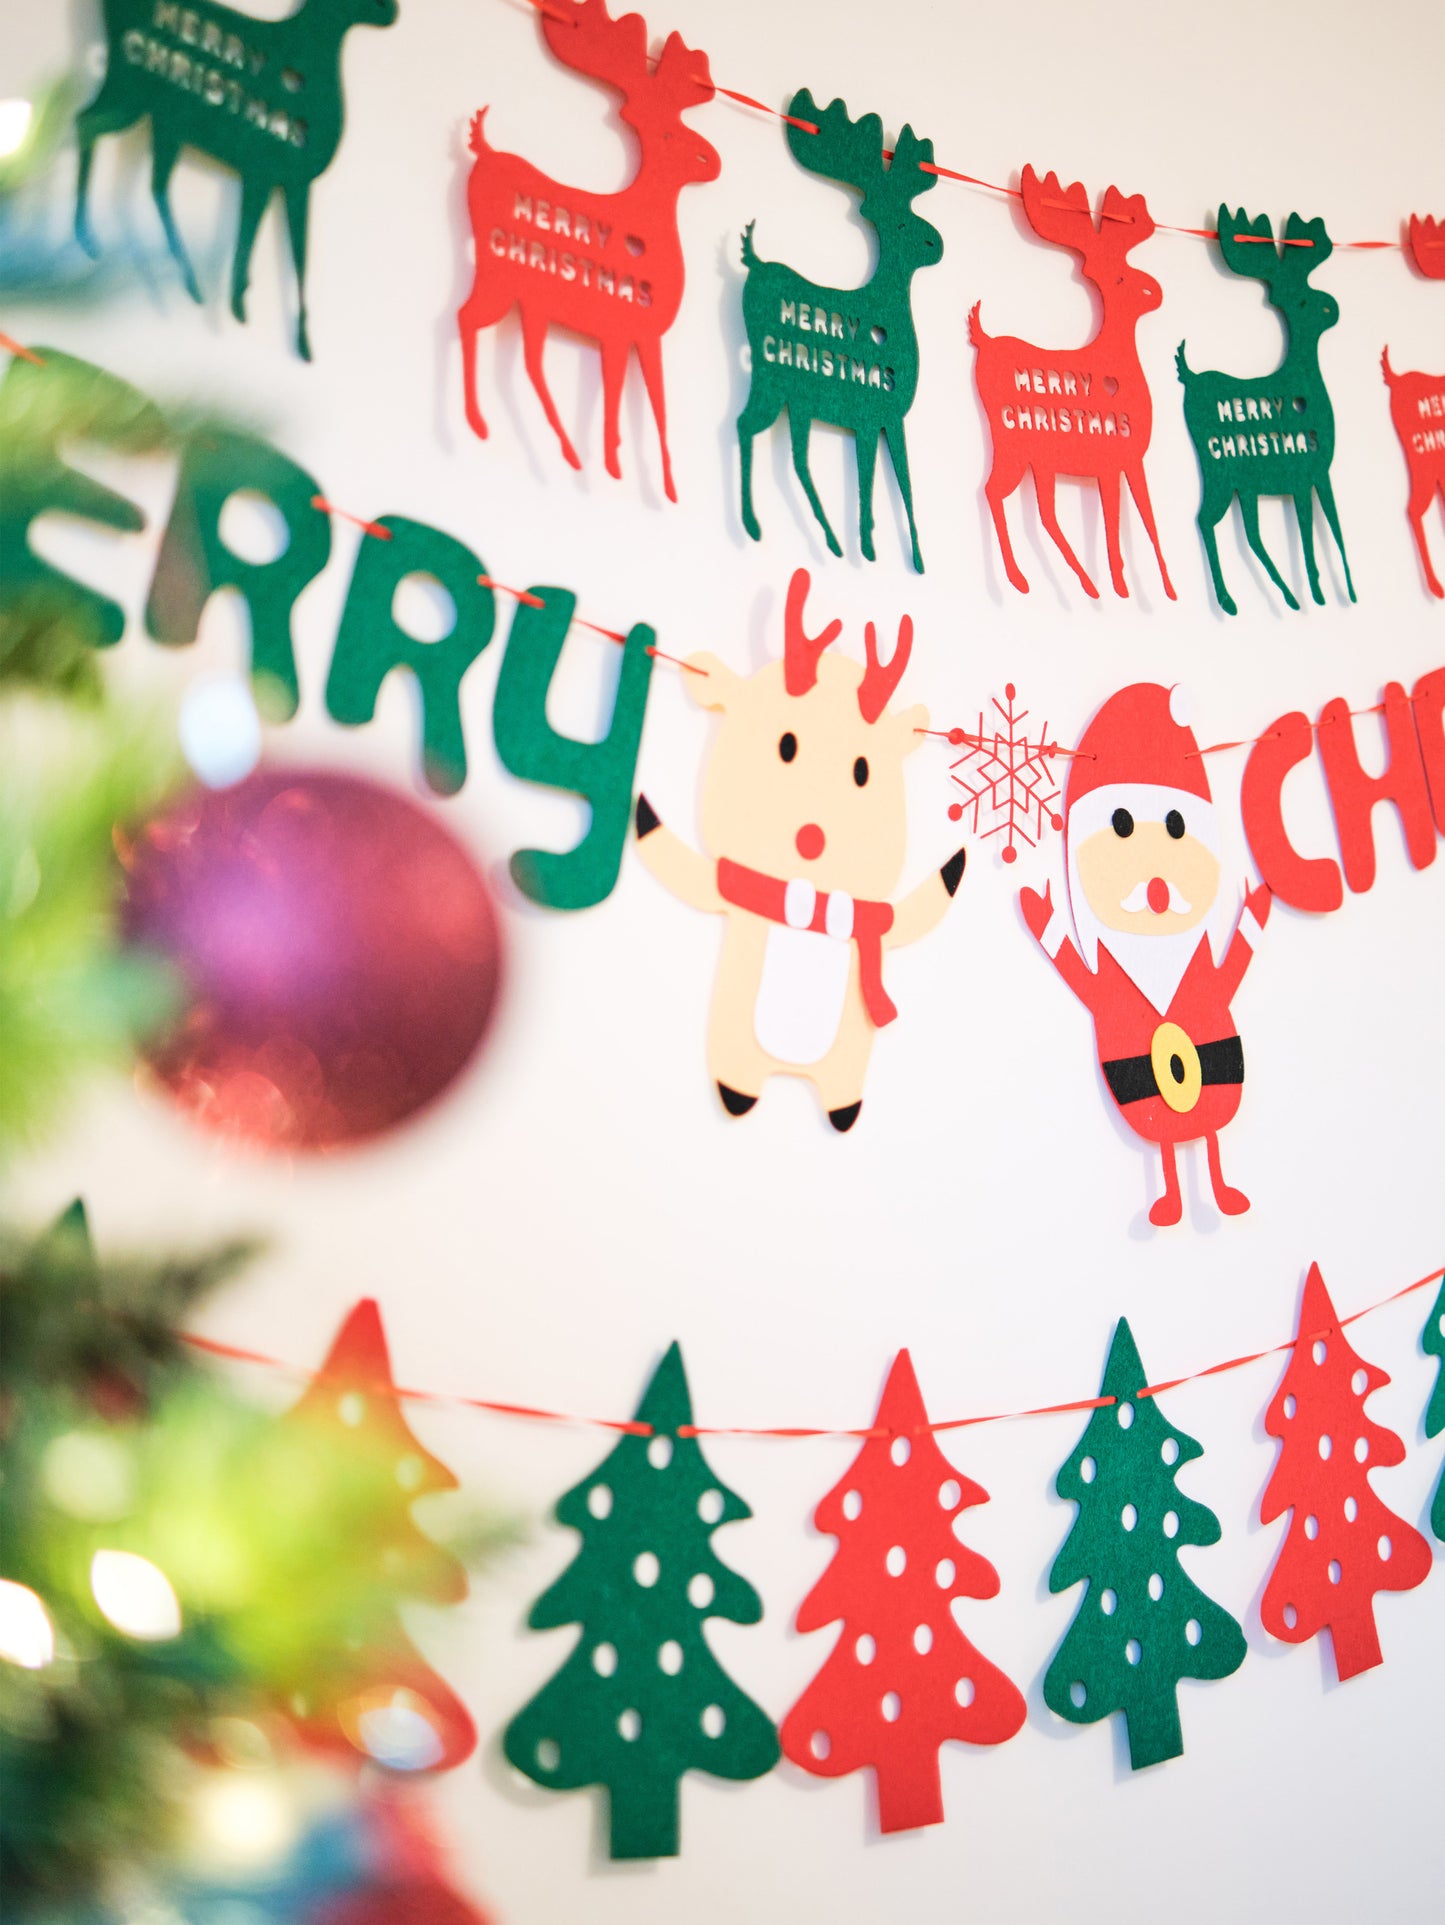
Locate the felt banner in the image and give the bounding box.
[458,0,717,500]
[1177,209,1355,616]
[738,91,941,572]
[1424,1277,1445,1543]
[1382,219,1444,599]
[75,0,400,359]
[635,568,964,1132]
[970,168,1174,602]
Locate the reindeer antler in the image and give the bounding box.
[857,615,913,723]
[786,90,886,192]
[783,567,842,696]
[1023,168,1151,261]
[653,29,714,107]
[542,0,650,98]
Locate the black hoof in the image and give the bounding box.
[635,793,661,838]
[828,1101,862,1133]
[941,848,967,897]
[717,1083,757,1117]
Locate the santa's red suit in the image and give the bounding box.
[1020,683,1271,1227]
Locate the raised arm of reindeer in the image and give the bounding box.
[969,166,1174,602]
[75,0,399,361]
[737,91,943,573]
[457,0,717,501]
[1177,207,1354,615]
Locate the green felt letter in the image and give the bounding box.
[147,428,330,717]
[325,516,497,797]
[492,590,655,911]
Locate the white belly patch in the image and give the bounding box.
[753,924,853,1066]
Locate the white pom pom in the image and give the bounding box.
[1168,685,1193,728]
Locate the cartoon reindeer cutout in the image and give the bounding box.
[636,571,965,1131]
[969,168,1175,602]
[1381,215,1445,598]
[737,94,943,573]
[1177,209,1355,616]
[458,0,717,501]
[75,0,399,360]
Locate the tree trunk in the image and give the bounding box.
[875,1749,945,1833]
[1330,1604,1383,1682]
[1124,1687,1183,1770]
[607,1773,680,1860]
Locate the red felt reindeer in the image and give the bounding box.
[1381,214,1445,598]
[969,169,1175,602]
[457,0,717,501]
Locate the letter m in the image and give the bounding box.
[779,300,796,327]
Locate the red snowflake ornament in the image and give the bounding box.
[947,684,1062,862]
[1260,1264,1432,1682]
[780,1351,1025,1834]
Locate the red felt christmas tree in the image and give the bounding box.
[279,1299,477,1770]
[779,1351,1025,1833]
[1260,1264,1432,1681]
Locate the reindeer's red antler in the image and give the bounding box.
[858,615,913,723]
[783,568,842,696]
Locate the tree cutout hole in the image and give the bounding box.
[1185,1619,1202,1647]
[881,1691,901,1724]
[1312,1339,1328,1366]
[1121,1503,1138,1532]
[338,1392,365,1427]
[591,1641,618,1677]
[842,1489,863,1522]
[1161,1437,1180,1466]
[687,1572,715,1609]
[1125,1638,1142,1666]
[1327,1559,1342,1585]
[811,1729,831,1761]
[391,572,456,645]
[586,1484,612,1520]
[701,1704,726,1739]
[938,1478,961,1510]
[1080,1456,1097,1485]
[1283,1394,1297,1420]
[1163,1510,1180,1539]
[658,1640,683,1676]
[890,1436,911,1466]
[1148,1572,1164,1602]
[633,1551,660,1588]
[1351,1369,1369,1396]
[617,1708,641,1742]
[395,1454,424,1492]
[1068,1681,1086,1709]
[1319,1434,1333,1460]
[885,1545,907,1577]
[647,1435,673,1470]
[1354,1437,1369,1463]
[1100,1588,1117,1616]
[855,1633,876,1666]
[536,1738,560,1772]
[913,1623,933,1655]
[1304,1514,1319,1540]
[697,1489,725,1524]
[934,1558,955,1589]
[1117,1401,1134,1430]
[1344,1495,1358,1522]
[1378,1536,1393,1562]
[218,488,290,565]
[1282,1603,1298,1629]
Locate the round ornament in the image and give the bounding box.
[122,768,503,1150]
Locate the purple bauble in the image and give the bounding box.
[122,769,503,1150]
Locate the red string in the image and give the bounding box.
[477,573,546,609]
[1185,697,1413,762]
[311,496,392,541]
[0,330,45,365]
[180,1265,1444,1439]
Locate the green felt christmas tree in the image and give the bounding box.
[503,1342,778,1859]
[1043,1319,1246,1770]
[1424,1277,1445,1543]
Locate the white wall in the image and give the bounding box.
[5,0,1444,1919]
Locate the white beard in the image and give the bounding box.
[1092,925,1208,1019]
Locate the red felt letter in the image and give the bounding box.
[1241,710,1341,911]
[1411,666,1445,835]
[1317,682,1436,893]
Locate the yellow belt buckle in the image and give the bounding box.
[1151,1021,1202,1114]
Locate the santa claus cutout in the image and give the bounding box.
[1019,684,1271,1228]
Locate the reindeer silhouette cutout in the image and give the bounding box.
[737,93,942,573]
[636,570,964,1131]
[1381,216,1445,598]
[1177,209,1355,616]
[969,169,1174,603]
[458,0,716,502]
[75,0,398,361]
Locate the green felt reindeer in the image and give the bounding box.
[1177,209,1355,616]
[737,91,942,573]
[75,0,399,360]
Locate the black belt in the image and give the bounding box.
[1103,1034,1244,1107]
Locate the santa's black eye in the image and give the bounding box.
[779,732,797,763]
[853,756,869,787]
[1111,808,1134,838]
[1166,809,1185,840]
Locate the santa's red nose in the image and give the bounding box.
[1146,876,1170,914]
[796,823,825,860]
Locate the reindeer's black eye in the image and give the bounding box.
[779,732,797,763]
[1166,809,1185,840]
[1111,808,1134,838]
[853,756,869,787]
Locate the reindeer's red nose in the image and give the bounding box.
[1147,876,1170,914]
[796,823,825,861]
